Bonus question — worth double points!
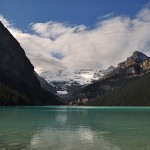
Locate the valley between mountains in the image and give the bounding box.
[0,21,150,106]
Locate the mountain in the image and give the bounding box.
[93,66,115,78]
[40,67,115,100]
[118,51,148,69]
[72,51,150,106]
[0,21,62,105]
[35,72,57,94]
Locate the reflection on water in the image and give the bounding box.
[0,106,150,150]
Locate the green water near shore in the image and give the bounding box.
[0,106,150,150]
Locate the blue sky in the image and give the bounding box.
[0,0,149,30]
[0,1,150,73]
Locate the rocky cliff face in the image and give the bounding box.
[140,59,150,71]
[0,21,39,86]
[74,51,150,105]
[113,51,150,78]
[118,51,148,69]
[0,21,62,105]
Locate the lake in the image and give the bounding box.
[0,106,150,150]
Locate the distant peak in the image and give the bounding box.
[133,50,140,53]
[118,51,149,69]
[132,51,148,62]
[105,65,115,73]
[107,65,115,70]
[133,51,145,55]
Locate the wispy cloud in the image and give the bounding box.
[0,4,150,74]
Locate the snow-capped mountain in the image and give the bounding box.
[40,67,115,99]
[41,69,98,86]
[93,66,115,78]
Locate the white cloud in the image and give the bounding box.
[31,21,87,40]
[0,5,150,74]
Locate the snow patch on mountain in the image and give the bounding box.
[57,90,68,95]
[40,69,104,85]
[40,67,115,96]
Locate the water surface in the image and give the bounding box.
[0,106,150,150]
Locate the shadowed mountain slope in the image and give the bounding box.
[0,21,62,105]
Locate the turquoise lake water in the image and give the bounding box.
[0,106,150,150]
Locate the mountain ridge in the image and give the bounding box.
[71,51,150,105]
[40,67,115,100]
